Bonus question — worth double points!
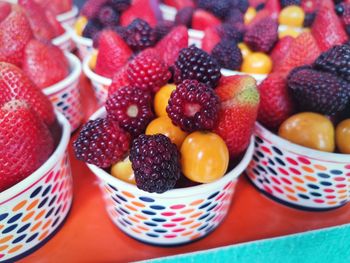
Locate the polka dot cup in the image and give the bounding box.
[86,108,254,246]
[246,123,350,211]
[56,5,79,28]
[0,112,73,262]
[82,54,112,106]
[43,52,83,132]
[52,25,75,53]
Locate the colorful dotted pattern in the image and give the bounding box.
[99,180,236,245]
[246,128,350,210]
[47,79,83,131]
[91,80,109,106]
[0,153,73,262]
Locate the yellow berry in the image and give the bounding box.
[89,49,98,70]
[238,43,252,59]
[279,5,305,27]
[111,157,136,184]
[74,16,88,36]
[154,84,176,117]
[244,7,257,25]
[146,116,188,148]
[336,119,350,154]
[241,52,272,74]
[279,26,301,38]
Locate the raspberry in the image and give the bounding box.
[280,0,301,8]
[98,5,119,27]
[124,18,156,51]
[127,52,171,93]
[211,40,243,70]
[303,12,316,27]
[167,79,220,132]
[175,7,194,27]
[174,45,221,89]
[108,0,131,12]
[287,66,350,115]
[106,86,154,137]
[82,19,102,39]
[218,23,244,42]
[198,0,232,19]
[73,118,130,168]
[244,17,278,53]
[130,134,181,193]
[154,20,174,41]
[314,44,350,82]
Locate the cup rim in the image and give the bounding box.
[86,107,255,198]
[221,68,267,81]
[82,53,112,86]
[0,111,71,201]
[43,53,82,95]
[56,5,79,22]
[71,28,93,46]
[256,122,350,163]
[51,25,72,46]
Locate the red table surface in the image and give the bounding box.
[19,77,350,263]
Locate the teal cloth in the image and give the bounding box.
[145,224,350,263]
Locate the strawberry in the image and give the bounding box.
[0,62,56,126]
[264,0,280,20]
[202,26,221,53]
[214,75,260,157]
[45,10,65,36]
[0,1,11,22]
[19,0,57,41]
[0,9,33,67]
[121,0,158,27]
[35,0,72,15]
[95,30,132,79]
[155,25,188,66]
[192,9,221,31]
[23,39,69,89]
[311,3,348,52]
[163,0,195,9]
[258,73,295,130]
[301,0,319,13]
[270,36,294,70]
[81,0,108,19]
[277,32,321,76]
[0,100,54,192]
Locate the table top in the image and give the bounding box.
[19,77,350,263]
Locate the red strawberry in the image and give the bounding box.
[0,100,54,192]
[0,9,33,67]
[108,66,130,95]
[270,36,294,70]
[0,2,11,22]
[23,39,69,89]
[95,30,132,79]
[214,75,260,157]
[19,0,57,41]
[35,0,72,15]
[155,25,188,66]
[258,73,295,130]
[277,32,321,76]
[192,9,221,31]
[264,0,280,20]
[163,0,195,9]
[121,0,158,27]
[311,3,348,51]
[81,0,108,19]
[45,10,65,36]
[0,62,56,126]
[202,26,221,53]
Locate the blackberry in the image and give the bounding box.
[212,40,242,70]
[130,134,181,193]
[218,23,244,42]
[314,44,350,82]
[280,0,301,8]
[174,45,221,89]
[73,118,130,168]
[108,0,131,12]
[225,8,244,24]
[106,86,154,137]
[154,20,174,41]
[98,5,119,27]
[303,12,316,27]
[256,3,265,11]
[124,19,156,51]
[82,19,102,39]
[198,0,232,19]
[335,3,345,15]
[175,7,194,27]
[113,25,127,40]
[231,0,249,13]
[287,67,350,115]
[167,79,220,132]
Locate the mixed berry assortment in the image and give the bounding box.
[74,42,259,193]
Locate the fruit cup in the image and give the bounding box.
[56,5,79,27]
[71,30,94,60]
[246,122,350,211]
[52,24,75,52]
[86,107,254,246]
[0,112,73,262]
[83,53,112,106]
[43,53,83,132]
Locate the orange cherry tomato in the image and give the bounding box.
[111,157,136,184]
[154,84,176,117]
[336,119,350,154]
[279,6,305,27]
[241,52,272,74]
